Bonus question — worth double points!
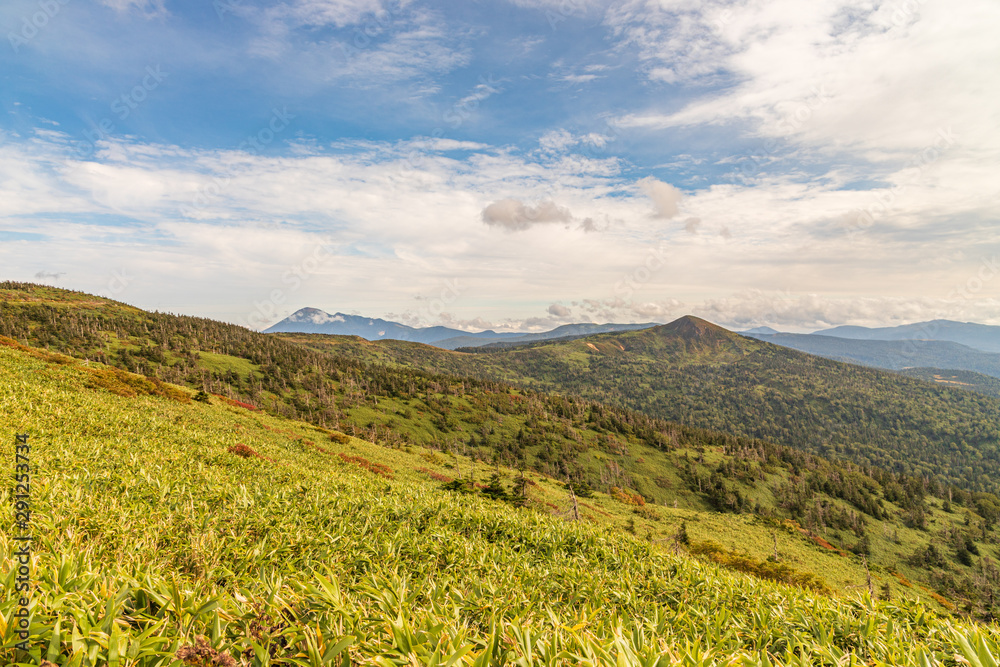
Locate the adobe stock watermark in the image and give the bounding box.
[948,256,1000,305]
[8,0,69,53]
[213,0,242,20]
[845,126,958,240]
[75,65,168,160]
[415,278,463,324]
[886,0,928,27]
[181,107,295,217]
[615,242,670,300]
[245,236,334,330]
[546,0,587,30]
[335,1,407,62]
[95,268,131,301]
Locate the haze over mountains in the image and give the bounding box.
[741,319,1000,380]
[816,320,1000,354]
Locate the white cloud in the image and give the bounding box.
[610,0,1000,172]
[263,0,396,29]
[692,290,1000,332]
[481,198,573,231]
[3,128,999,330]
[560,73,601,83]
[638,177,683,219]
[539,129,576,153]
[547,303,572,317]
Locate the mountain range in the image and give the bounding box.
[742,332,1000,380]
[271,309,1000,381]
[816,319,1000,353]
[736,319,1000,381]
[264,307,658,349]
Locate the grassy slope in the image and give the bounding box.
[3,342,1000,666]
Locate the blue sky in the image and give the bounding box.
[1,0,998,332]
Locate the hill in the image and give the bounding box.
[7,332,1000,663]
[742,331,1000,379]
[433,322,659,350]
[898,368,1000,398]
[280,317,1000,499]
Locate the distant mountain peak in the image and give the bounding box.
[286,307,347,325]
[741,326,780,335]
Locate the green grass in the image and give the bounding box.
[194,351,262,378]
[4,344,1000,665]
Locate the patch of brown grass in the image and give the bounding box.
[176,636,237,667]
[417,466,452,482]
[690,540,831,594]
[0,335,76,365]
[337,453,394,479]
[227,443,272,463]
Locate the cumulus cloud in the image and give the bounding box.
[547,303,572,317]
[481,198,573,231]
[572,297,680,323]
[638,177,683,219]
[628,300,682,320]
[539,130,576,153]
[683,217,701,234]
[34,271,65,280]
[538,129,614,154]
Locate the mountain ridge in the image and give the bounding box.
[741,331,1000,379]
[813,318,1000,354]
[265,306,660,348]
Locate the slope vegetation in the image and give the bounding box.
[4,336,1000,665]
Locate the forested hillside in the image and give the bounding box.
[282,318,1000,499]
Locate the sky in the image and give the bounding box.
[1,0,998,333]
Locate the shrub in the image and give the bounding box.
[227,443,267,461]
[689,540,830,594]
[441,478,475,494]
[610,486,645,506]
[329,431,351,445]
